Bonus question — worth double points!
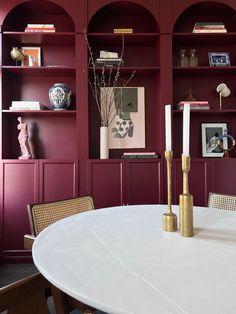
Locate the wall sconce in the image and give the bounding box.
[216,83,231,110]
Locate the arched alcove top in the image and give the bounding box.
[88,1,159,33]
[2,0,75,32]
[173,1,236,33]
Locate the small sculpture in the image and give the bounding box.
[17,117,32,159]
[184,88,197,101]
[10,47,24,65]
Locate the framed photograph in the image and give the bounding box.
[100,87,145,149]
[201,123,227,157]
[21,47,41,66]
[208,52,230,66]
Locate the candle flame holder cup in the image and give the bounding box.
[163,151,177,232]
[179,155,194,237]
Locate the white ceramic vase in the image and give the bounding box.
[100,126,109,159]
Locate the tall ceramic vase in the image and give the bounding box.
[100,126,109,159]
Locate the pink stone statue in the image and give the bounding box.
[17,117,32,159]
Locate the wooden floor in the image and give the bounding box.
[0,263,105,314]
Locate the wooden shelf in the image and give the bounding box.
[173,66,236,75]
[89,66,160,76]
[174,109,236,114]
[2,110,76,116]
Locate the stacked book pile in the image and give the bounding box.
[25,24,56,32]
[96,50,124,66]
[10,101,45,110]
[192,22,227,33]
[176,101,209,110]
[122,152,159,159]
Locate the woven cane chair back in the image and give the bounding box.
[28,196,94,236]
[208,192,236,211]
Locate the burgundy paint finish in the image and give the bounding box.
[88,160,124,208]
[125,159,162,205]
[39,160,78,203]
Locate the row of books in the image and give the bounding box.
[25,24,56,33]
[95,58,124,66]
[176,101,210,110]
[192,22,227,33]
[114,28,133,34]
[10,101,45,110]
[121,152,159,159]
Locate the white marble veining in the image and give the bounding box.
[33,205,236,314]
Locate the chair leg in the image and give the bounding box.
[51,285,70,314]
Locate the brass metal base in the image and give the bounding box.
[163,212,177,232]
[179,194,193,237]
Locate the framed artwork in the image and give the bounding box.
[21,47,41,66]
[201,123,227,157]
[100,87,145,149]
[208,52,230,66]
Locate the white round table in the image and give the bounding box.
[32,205,236,314]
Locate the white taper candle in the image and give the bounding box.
[165,104,172,151]
[183,103,190,156]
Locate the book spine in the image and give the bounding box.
[25,28,56,32]
[27,24,54,28]
[123,152,156,156]
[192,29,227,33]
[122,155,159,159]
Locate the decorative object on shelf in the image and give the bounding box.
[49,83,72,110]
[208,52,230,67]
[10,101,44,111]
[217,128,235,158]
[113,28,133,33]
[100,126,109,159]
[192,22,227,33]
[10,47,24,65]
[189,49,198,67]
[201,122,227,157]
[100,87,145,149]
[25,24,56,32]
[163,104,177,232]
[179,103,194,237]
[96,50,124,66]
[178,49,188,67]
[17,117,32,160]
[84,31,135,159]
[21,47,41,66]
[216,83,231,110]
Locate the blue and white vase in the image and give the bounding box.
[49,83,72,110]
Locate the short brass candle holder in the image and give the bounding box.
[179,155,194,237]
[163,151,177,232]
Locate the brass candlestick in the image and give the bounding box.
[179,155,194,237]
[163,151,177,232]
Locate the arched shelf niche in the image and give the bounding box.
[2,0,75,32]
[173,1,236,33]
[88,1,159,33]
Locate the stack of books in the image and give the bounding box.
[25,24,56,32]
[192,22,227,33]
[10,101,45,110]
[176,101,210,110]
[96,50,124,66]
[122,152,159,159]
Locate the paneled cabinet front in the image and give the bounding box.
[0,160,78,260]
[88,159,162,209]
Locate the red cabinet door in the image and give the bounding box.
[88,160,124,208]
[0,160,38,255]
[39,160,78,203]
[125,159,162,205]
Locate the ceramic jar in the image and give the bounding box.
[49,83,72,110]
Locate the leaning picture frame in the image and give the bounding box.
[100,87,145,149]
[21,47,41,66]
[201,123,227,157]
[208,52,230,66]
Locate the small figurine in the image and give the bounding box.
[17,117,32,159]
[184,88,197,101]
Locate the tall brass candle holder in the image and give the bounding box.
[179,155,194,237]
[163,151,177,232]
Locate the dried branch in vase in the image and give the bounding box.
[84,31,135,127]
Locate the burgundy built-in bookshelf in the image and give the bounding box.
[1,0,236,261]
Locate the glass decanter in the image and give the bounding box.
[189,49,198,67]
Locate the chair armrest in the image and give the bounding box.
[24,234,36,250]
